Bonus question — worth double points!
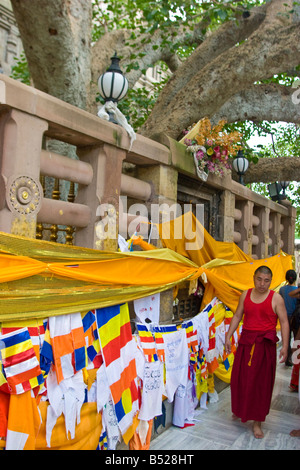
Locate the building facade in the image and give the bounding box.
[0,0,22,76]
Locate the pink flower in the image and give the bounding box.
[207,161,215,171]
[196,150,205,160]
[206,139,213,146]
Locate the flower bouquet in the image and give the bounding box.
[180,118,242,181]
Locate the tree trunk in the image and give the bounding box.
[11,0,92,109]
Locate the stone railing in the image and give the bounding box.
[153,134,296,258]
[0,75,167,250]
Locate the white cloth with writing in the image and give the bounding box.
[138,360,164,421]
[163,329,189,402]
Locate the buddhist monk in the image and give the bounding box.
[225,265,289,439]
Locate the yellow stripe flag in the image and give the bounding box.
[95,304,139,437]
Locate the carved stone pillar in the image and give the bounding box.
[219,190,235,242]
[234,199,254,256]
[137,164,178,324]
[279,200,297,255]
[75,143,126,250]
[252,206,270,259]
[269,212,282,255]
[0,108,48,237]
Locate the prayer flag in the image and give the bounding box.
[151,324,177,362]
[82,310,101,365]
[223,357,230,371]
[6,389,41,450]
[40,322,53,380]
[47,313,86,384]
[182,320,198,353]
[98,428,108,450]
[208,309,216,352]
[95,304,139,436]
[207,356,219,374]
[136,323,158,362]
[1,320,46,362]
[0,327,44,395]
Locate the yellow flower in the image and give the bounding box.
[207,147,214,156]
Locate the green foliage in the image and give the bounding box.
[10,52,31,85]
[226,117,300,237]
[244,122,300,237]
[92,0,265,55]
[117,86,159,130]
[93,0,268,129]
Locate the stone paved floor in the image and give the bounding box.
[149,362,300,450]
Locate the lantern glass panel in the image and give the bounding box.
[98,72,128,102]
[232,157,249,174]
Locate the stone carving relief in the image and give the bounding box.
[6,174,42,216]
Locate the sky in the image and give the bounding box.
[247,132,271,150]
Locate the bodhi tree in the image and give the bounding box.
[10,0,300,186]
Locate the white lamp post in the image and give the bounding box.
[98,52,129,123]
[232,150,249,185]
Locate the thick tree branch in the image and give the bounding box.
[243,157,300,184]
[90,3,264,103]
[90,16,209,89]
[142,3,267,116]
[140,0,300,139]
[88,16,208,112]
[211,83,300,125]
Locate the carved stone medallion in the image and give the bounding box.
[6,175,43,216]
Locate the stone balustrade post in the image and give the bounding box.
[75,143,126,250]
[0,108,48,237]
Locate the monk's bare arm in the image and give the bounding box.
[225,290,246,354]
[273,292,289,363]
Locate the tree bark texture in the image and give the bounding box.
[140,0,300,139]
[11,0,92,109]
[243,157,300,184]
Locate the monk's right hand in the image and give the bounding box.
[225,335,231,355]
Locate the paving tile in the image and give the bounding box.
[149,362,300,451]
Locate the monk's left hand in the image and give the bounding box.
[278,347,288,363]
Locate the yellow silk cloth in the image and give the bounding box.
[0,230,202,322]
[158,211,253,266]
[158,212,293,310]
[0,212,293,322]
[35,402,102,450]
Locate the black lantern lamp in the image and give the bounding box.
[268,181,289,202]
[98,52,128,123]
[232,150,249,185]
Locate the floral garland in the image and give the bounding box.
[182,118,242,180]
